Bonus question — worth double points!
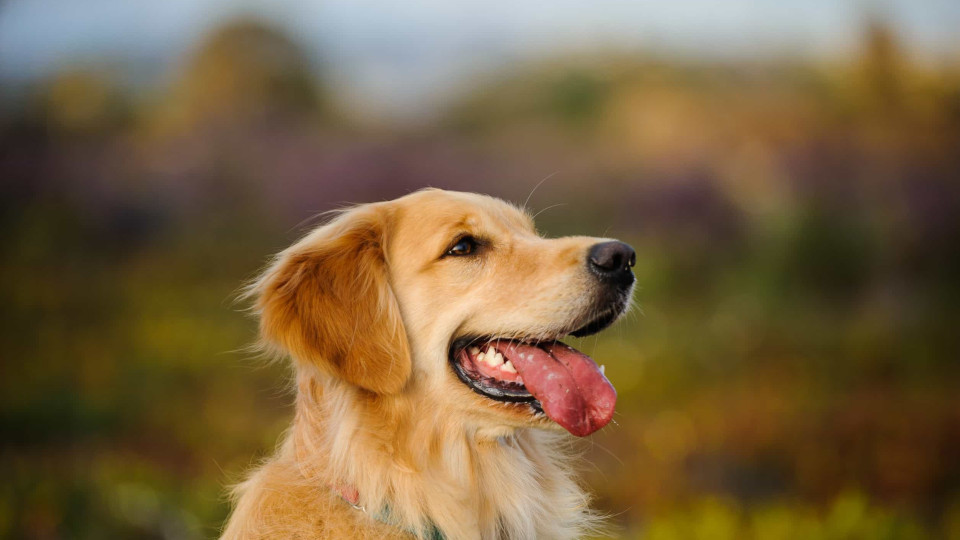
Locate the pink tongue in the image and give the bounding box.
[495,340,616,437]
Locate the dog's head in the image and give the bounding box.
[249,189,635,437]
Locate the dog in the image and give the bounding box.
[221,188,636,539]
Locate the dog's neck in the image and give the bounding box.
[291,370,597,540]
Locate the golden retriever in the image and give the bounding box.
[221,188,636,539]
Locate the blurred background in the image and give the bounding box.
[2,1,959,538]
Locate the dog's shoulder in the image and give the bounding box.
[221,454,408,539]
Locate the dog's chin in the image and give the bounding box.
[446,305,626,437]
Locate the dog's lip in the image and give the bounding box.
[448,331,618,436]
[568,309,620,337]
[447,308,623,357]
[444,312,612,405]
[449,335,546,406]
[446,309,624,413]
[450,350,541,404]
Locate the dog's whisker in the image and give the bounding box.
[530,203,568,221]
[522,170,559,212]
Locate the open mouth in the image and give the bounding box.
[449,313,620,437]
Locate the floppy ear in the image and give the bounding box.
[248,204,411,394]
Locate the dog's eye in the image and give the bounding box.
[446,236,478,257]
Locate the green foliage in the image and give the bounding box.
[624,492,942,539]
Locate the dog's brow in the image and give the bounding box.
[452,215,477,228]
[442,215,480,237]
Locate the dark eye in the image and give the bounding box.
[446,236,478,257]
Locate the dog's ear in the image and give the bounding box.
[248,204,411,394]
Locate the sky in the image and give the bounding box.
[1,0,958,120]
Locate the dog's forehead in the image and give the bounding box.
[392,189,534,238]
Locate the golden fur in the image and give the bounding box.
[222,189,622,539]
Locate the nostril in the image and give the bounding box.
[588,241,637,276]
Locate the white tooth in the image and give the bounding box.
[599,364,606,374]
[492,352,504,366]
[469,347,480,355]
[502,360,517,373]
[486,346,496,358]
[476,352,485,362]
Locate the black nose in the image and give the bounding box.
[588,241,636,285]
